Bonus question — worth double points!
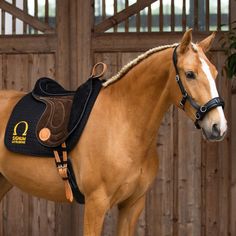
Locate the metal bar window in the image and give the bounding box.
[0,0,56,35]
[94,0,230,33]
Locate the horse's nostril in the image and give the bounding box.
[212,124,220,137]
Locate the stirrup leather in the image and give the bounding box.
[53,143,73,202]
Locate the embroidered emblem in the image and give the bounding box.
[12,121,29,144]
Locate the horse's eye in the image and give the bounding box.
[185,71,196,80]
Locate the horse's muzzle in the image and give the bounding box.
[201,123,227,142]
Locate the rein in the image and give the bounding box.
[172,46,225,129]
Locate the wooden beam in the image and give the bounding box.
[94,0,157,33]
[92,32,226,52]
[0,0,54,34]
[0,35,57,53]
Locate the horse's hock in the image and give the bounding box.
[0,1,235,236]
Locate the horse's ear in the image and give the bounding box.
[178,29,193,54]
[198,32,216,52]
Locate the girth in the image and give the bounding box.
[172,46,225,129]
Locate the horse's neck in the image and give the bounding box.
[105,48,173,143]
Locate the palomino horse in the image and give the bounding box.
[0,29,227,235]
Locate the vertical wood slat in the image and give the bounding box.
[205,0,209,31]
[171,0,175,31]
[217,52,231,236]
[159,0,163,32]
[177,110,201,236]
[147,5,152,32]
[12,0,16,34]
[45,0,49,24]
[173,107,179,236]
[182,0,186,31]
[102,0,106,20]
[34,0,38,34]
[114,0,117,32]
[56,0,69,86]
[194,0,198,30]
[217,0,221,30]
[204,141,219,236]
[1,10,5,35]
[69,0,78,89]
[136,10,140,32]
[34,0,38,17]
[201,138,206,236]
[125,0,129,32]
[23,0,27,34]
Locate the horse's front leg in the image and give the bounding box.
[84,189,110,236]
[117,194,146,236]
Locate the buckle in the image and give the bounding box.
[195,112,201,120]
[175,75,180,82]
[200,106,207,113]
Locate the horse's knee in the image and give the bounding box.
[0,173,12,200]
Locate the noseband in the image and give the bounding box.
[172,46,225,129]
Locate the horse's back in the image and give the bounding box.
[0,90,25,131]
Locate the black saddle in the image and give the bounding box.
[5,76,103,155]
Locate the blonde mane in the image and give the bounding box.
[102,43,179,87]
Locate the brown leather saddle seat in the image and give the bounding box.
[32,78,76,147]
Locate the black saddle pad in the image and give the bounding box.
[4,77,103,157]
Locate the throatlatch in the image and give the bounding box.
[172,46,225,129]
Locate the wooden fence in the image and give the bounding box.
[0,0,235,235]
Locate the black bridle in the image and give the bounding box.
[172,46,225,129]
